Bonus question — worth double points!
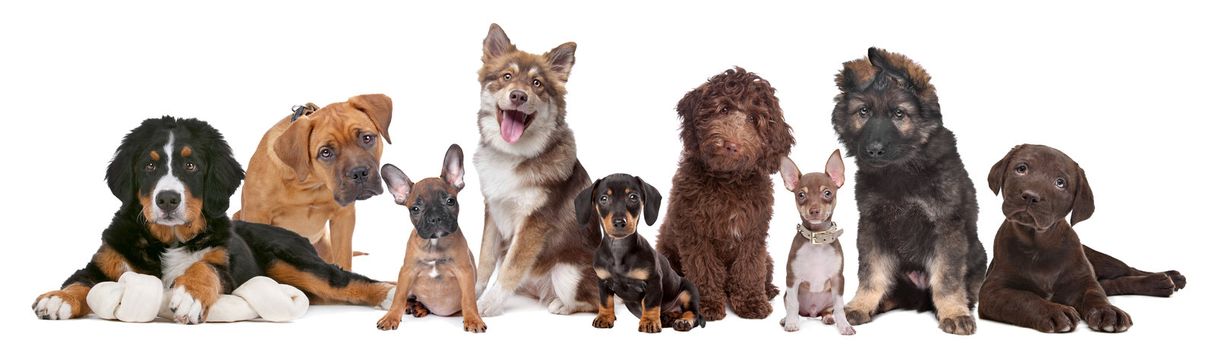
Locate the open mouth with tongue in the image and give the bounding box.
[496,107,535,144]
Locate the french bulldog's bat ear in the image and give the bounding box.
[348,94,393,144]
[380,163,412,205]
[825,149,845,188]
[1070,165,1095,226]
[779,157,801,192]
[441,144,465,190]
[274,116,314,181]
[574,179,601,228]
[545,42,577,82]
[636,176,663,226]
[988,145,1024,196]
[483,23,515,63]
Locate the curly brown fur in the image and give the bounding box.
[656,68,793,321]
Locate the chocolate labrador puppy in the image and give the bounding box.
[980,144,1186,333]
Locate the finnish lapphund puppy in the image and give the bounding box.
[32,116,395,324]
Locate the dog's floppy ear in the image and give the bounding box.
[105,133,138,207]
[196,121,245,218]
[988,145,1024,195]
[483,23,515,63]
[676,86,704,151]
[636,176,663,226]
[381,163,412,205]
[574,179,601,227]
[825,149,845,188]
[779,157,801,192]
[1070,164,1095,226]
[274,117,314,181]
[348,94,393,145]
[441,144,465,190]
[545,42,577,82]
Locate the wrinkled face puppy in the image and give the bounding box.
[575,174,662,239]
[382,144,466,239]
[988,144,1094,231]
[678,68,793,175]
[832,48,942,168]
[779,150,846,225]
[275,95,394,206]
[477,24,576,155]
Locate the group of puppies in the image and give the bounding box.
[31,24,1187,336]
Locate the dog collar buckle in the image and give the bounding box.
[798,222,843,245]
[290,103,319,122]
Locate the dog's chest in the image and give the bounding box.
[789,243,840,292]
[475,147,548,239]
[160,246,213,288]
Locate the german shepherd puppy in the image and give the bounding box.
[472,23,599,316]
[830,48,987,335]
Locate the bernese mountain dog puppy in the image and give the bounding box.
[32,116,395,324]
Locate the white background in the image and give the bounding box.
[2,0,1210,349]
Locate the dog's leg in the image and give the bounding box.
[265,261,394,308]
[329,207,356,271]
[638,283,664,333]
[725,237,775,319]
[1084,245,1184,296]
[475,209,502,296]
[781,283,802,332]
[979,282,1080,333]
[676,238,727,321]
[1057,276,1132,333]
[844,244,895,326]
[592,279,616,329]
[167,248,228,324]
[477,217,546,316]
[451,258,486,333]
[830,274,855,335]
[928,250,976,335]
[547,263,596,314]
[377,262,416,331]
[668,279,703,331]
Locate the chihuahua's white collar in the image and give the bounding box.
[798,222,843,245]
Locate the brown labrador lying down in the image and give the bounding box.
[980,144,1186,333]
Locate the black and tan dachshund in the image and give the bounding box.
[576,174,706,333]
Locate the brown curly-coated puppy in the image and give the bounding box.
[656,68,794,320]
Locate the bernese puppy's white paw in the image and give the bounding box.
[33,295,72,320]
[168,286,205,324]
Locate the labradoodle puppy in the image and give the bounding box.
[656,68,794,320]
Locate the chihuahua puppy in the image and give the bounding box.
[777,150,854,335]
[576,174,705,333]
[376,144,486,333]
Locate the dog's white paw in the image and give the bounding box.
[781,317,800,332]
[33,295,72,320]
[476,288,507,317]
[547,299,577,315]
[378,287,396,310]
[168,286,205,324]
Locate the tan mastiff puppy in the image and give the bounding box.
[236,94,393,270]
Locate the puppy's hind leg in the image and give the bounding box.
[669,279,705,332]
[1084,245,1184,296]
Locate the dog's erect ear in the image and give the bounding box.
[274,117,314,181]
[381,164,412,205]
[825,149,845,188]
[483,23,515,63]
[779,157,801,192]
[574,179,601,227]
[348,94,393,144]
[988,145,1023,195]
[1070,165,1095,226]
[545,42,577,82]
[441,144,465,190]
[867,47,910,91]
[636,176,663,226]
[200,124,245,218]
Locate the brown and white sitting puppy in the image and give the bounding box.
[376,144,486,333]
[980,144,1186,333]
[778,150,854,335]
[237,95,393,270]
[656,68,795,320]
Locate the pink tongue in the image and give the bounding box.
[500,111,524,144]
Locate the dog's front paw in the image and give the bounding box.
[33,291,82,320]
[730,295,772,319]
[1034,304,1081,333]
[639,317,662,333]
[376,314,401,331]
[837,323,856,335]
[476,289,506,317]
[1165,270,1186,290]
[781,317,800,332]
[1085,304,1132,333]
[844,306,872,325]
[168,286,209,324]
[701,298,726,321]
[593,314,615,329]
[464,317,487,333]
[938,314,977,335]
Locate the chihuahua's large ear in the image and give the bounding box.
[381,163,412,205]
[545,42,577,82]
[274,117,314,181]
[636,176,663,226]
[779,157,801,192]
[825,149,845,188]
[483,23,515,63]
[348,94,393,144]
[988,145,1023,195]
[1070,165,1095,226]
[574,179,601,227]
[441,144,465,190]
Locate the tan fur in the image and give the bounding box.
[139,188,206,244]
[173,262,221,316]
[265,261,393,305]
[94,245,132,280]
[930,257,970,319]
[844,252,895,315]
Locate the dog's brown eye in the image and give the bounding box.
[599,195,608,204]
[1014,163,1028,174]
[318,147,334,160]
[144,163,156,173]
[859,106,870,118]
[362,134,375,145]
[532,79,542,88]
[411,206,421,213]
[893,109,905,120]
[719,105,730,114]
[446,197,456,206]
[1055,178,1066,189]
[823,190,832,198]
[502,73,512,81]
[747,114,756,123]
[184,162,197,173]
[798,191,806,199]
[628,193,639,202]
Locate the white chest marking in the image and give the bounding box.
[475,147,547,241]
[789,244,841,292]
[160,247,212,288]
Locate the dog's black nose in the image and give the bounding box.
[348,166,370,183]
[612,217,627,229]
[866,142,885,157]
[509,90,528,105]
[428,216,444,225]
[156,191,181,212]
[1021,191,1040,204]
